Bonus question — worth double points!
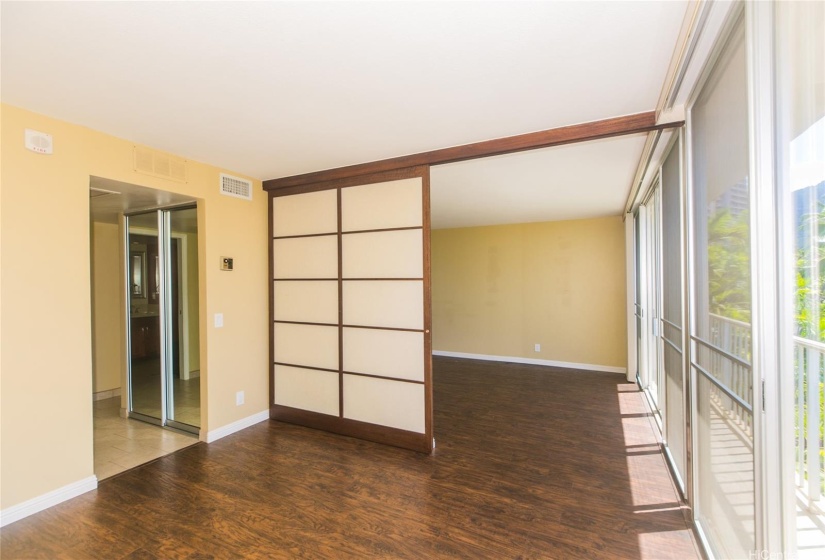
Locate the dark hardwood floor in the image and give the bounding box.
[1,357,699,559]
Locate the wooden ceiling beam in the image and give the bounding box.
[263,111,683,191]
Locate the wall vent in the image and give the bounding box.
[220,174,252,200]
[133,146,187,183]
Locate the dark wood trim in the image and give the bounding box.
[273,320,338,328]
[264,112,680,191]
[342,371,425,384]
[337,188,344,419]
[422,166,434,451]
[272,231,338,240]
[342,324,424,333]
[269,166,430,195]
[273,362,340,374]
[270,404,430,454]
[342,226,423,235]
[268,192,275,412]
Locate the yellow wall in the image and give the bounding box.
[90,221,123,393]
[186,231,201,374]
[432,217,628,370]
[0,103,268,510]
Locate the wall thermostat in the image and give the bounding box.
[25,129,53,154]
[221,257,234,271]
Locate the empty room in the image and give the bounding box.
[1,1,821,559]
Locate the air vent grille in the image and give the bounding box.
[220,174,252,200]
[133,146,187,183]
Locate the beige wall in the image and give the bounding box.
[90,221,123,393]
[186,231,200,374]
[0,103,268,510]
[432,217,628,370]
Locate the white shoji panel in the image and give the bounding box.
[343,375,425,433]
[342,229,422,279]
[342,281,423,330]
[341,178,422,232]
[343,328,424,381]
[273,281,338,324]
[274,365,339,416]
[273,236,338,279]
[273,323,338,370]
[272,190,338,237]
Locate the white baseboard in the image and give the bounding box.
[205,410,269,443]
[0,475,98,528]
[93,388,122,401]
[432,350,627,375]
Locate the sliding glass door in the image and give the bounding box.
[689,17,755,558]
[630,3,824,556]
[126,205,200,433]
[127,212,164,421]
[776,1,825,556]
[637,184,664,421]
[661,135,687,494]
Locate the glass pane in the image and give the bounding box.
[691,19,755,558]
[635,211,643,380]
[662,139,686,487]
[167,207,200,428]
[647,187,662,410]
[695,369,755,555]
[777,1,825,556]
[128,212,162,421]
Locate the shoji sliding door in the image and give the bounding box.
[269,167,432,453]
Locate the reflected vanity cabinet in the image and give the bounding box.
[131,316,160,359]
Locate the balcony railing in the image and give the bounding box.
[794,336,825,508]
[708,313,753,438]
[708,313,825,510]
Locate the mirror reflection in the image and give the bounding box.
[130,251,146,297]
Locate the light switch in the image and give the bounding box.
[214,313,224,328]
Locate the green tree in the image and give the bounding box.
[708,208,751,322]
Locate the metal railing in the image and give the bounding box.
[794,336,825,509]
[707,313,825,509]
[708,313,753,438]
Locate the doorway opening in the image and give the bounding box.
[89,178,201,480]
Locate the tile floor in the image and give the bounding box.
[130,357,201,427]
[93,397,198,480]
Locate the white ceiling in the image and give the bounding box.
[90,177,197,229]
[1,1,686,180]
[431,133,648,229]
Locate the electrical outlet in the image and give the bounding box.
[534,343,541,352]
[236,391,244,406]
[214,313,224,328]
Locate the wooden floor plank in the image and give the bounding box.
[1,357,699,559]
